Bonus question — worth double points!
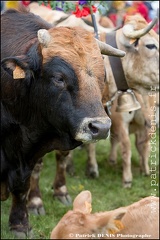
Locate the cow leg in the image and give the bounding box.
[27,158,45,215]
[65,150,75,176]
[85,143,99,178]
[108,109,133,187]
[120,124,132,188]
[109,122,132,187]
[53,150,72,206]
[9,179,33,238]
[1,181,10,201]
[108,133,119,165]
[135,129,150,176]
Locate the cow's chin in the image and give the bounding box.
[52,134,82,151]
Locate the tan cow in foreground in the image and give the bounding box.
[50,190,159,239]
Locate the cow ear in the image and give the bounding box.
[92,208,126,234]
[106,208,126,234]
[1,57,26,79]
[73,190,92,214]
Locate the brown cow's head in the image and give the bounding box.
[116,14,159,94]
[37,27,126,147]
[1,26,125,150]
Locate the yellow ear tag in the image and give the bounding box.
[108,220,124,234]
[13,66,25,79]
[114,220,124,231]
[85,201,92,213]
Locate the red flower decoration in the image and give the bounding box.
[41,2,52,9]
[73,5,97,18]
[21,1,31,7]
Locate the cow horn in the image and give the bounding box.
[96,39,126,57]
[122,16,158,39]
[37,29,51,47]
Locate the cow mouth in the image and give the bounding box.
[52,117,111,150]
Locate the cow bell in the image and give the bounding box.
[116,89,141,112]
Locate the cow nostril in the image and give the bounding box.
[75,118,111,143]
[88,120,111,140]
[88,123,99,134]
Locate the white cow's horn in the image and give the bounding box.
[96,39,126,57]
[122,16,158,39]
[37,29,51,47]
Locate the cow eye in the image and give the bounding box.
[52,76,65,87]
[146,44,157,50]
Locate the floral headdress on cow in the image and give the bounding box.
[38,1,110,39]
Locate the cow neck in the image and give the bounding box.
[106,31,129,91]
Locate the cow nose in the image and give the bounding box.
[75,117,111,143]
[88,121,110,140]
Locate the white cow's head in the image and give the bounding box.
[117,14,159,94]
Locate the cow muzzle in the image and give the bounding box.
[75,117,111,143]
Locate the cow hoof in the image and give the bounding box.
[108,159,116,165]
[141,169,150,176]
[10,227,33,239]
[140,167,150,176]
[53,185,72,205]
[27,197,45,215]
[86,164,99,178]
[28,205,46,215]
[144,172,150,176]
[141,171,150,177]
[123,181,132,188]
[54,193,72,206]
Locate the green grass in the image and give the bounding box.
[1,130,159,239]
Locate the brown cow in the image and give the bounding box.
[50,190,159,239]
[27,14,159,214]
[1,7,125,238]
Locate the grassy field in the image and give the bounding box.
[1,130,159,239]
